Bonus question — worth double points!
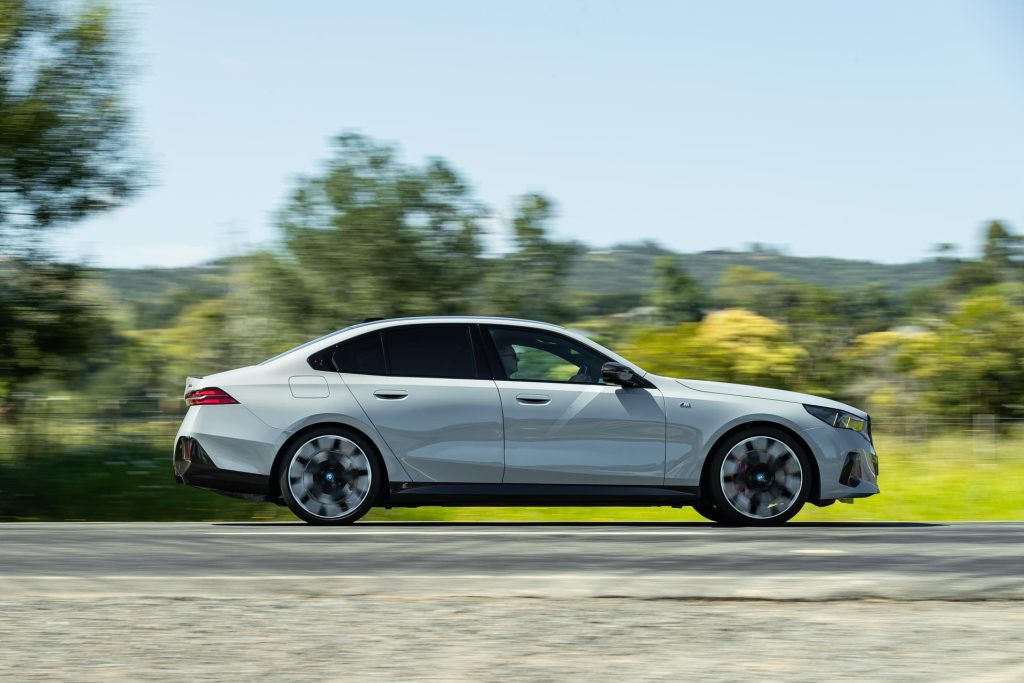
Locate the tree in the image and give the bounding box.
[930,243,959,261]
[651,255,704,323]
[948,221,1022,294]
[846,329,929,418]
[0,260,108,406]
[624,309,806,390]
[715,266,836,325]
[1,0,141,247]
[263,133,486,330]
[484,193,578,320]
[0,1,140,409]
[982,220,1020,268]
[907,291,1024,418]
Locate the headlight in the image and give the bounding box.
[804,404,870,437]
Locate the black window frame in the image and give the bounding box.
[481,324,616,386]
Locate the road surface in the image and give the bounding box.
[1,522,1022,681]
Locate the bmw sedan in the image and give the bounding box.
[173,316,879,525]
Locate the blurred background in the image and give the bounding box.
[1,0,1022,521]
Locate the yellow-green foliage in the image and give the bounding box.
[623,309,806,389]
[907,293,1024,417]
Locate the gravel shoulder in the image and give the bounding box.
[2,595,1023,682]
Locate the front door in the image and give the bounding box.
[340,324,504,483]
[485,325,666,485]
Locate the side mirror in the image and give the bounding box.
[601,361,641,388]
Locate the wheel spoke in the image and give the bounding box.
[720,436,802,520]
[776,485,795,499]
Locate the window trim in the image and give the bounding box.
[481,324,615,386]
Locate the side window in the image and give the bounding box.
[487,327,609,384]
[384,325,478,379]
[333,332,386,375]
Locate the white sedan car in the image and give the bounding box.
[174,316,878,525]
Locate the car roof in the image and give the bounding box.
[333,316,568,336]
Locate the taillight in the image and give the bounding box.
[184,387,239,406]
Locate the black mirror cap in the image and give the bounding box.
[601,361,641,387]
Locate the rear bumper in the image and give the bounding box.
[174,436,271,501]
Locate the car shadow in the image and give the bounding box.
[212,520,944,528]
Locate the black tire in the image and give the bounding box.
[691,502,730,524]
[705,426,812,526]
[279,426,382,525]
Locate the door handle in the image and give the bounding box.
[373,390,409,400]
[515,393,551,405]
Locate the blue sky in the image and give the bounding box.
[55,0,1024,267]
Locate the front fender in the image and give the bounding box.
[665,409,818,487]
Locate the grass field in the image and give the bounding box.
[2,424,1021,522]
[367,432,1022,523]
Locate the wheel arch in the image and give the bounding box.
[268,422,391,505]
[698,420,821,504]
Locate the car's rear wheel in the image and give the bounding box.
[706,427,811,526]
[280,428,381,525]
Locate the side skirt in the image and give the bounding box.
[386,483,700,508]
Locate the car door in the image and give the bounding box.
[485,325,666,485]
[338,324,504,483]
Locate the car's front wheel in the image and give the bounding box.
[705,427,811,526]
[280,428,381,525]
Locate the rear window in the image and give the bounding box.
[384,325,477,379]
[333,333,386,375]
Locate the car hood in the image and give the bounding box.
[665,377,867,418]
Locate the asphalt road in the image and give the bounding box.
[1,521,1022,599]
[2,522,1023,681]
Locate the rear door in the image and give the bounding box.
[484,325,666,485]
[339,324,504,483]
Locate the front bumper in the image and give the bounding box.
[174,436,271,501]
[802,426,879,502]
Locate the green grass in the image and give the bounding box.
[368,431,1024,523]
[1,428,1021,522]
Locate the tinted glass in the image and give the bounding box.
[333,333,386,375]
[384,325,478,379]
[487,327,609,383]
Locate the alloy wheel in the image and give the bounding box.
[286,435,372,520]
[719,435,803,520]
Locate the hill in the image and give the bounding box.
[89,245,955,327]
[568,242,954,293]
